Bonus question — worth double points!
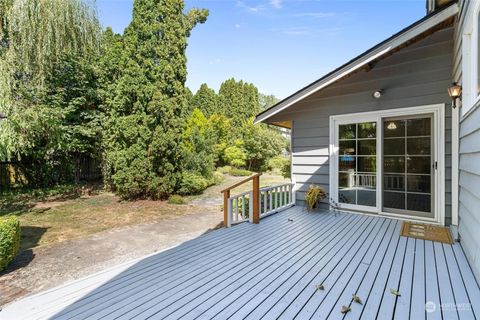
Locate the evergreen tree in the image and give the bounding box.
[102,0,208,199]
[218,78,259,127]
[259,93,279,110]
[191,83,218,117]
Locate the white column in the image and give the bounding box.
[452,104,460,227]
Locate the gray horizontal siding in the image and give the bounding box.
[459,104,480,282]
[452,0,480,283]
[271,26,454,224]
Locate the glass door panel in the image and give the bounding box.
[382,116,433,217]
[338,122,377,207]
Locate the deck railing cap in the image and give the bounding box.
[220,172,262,193]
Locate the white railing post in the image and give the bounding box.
[227,197,232,227]
[249,192,253,223]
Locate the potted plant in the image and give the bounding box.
[305,185,327,211]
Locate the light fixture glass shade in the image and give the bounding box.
[448,84,462,99]
[372,90,383,99]
[387,122,397,130]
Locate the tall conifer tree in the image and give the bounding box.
[102,0,208,199]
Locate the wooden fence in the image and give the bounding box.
[0,157,102,193]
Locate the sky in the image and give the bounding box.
[96,0,427,99]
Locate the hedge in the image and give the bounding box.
[0,216,21,271]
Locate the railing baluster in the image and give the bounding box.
[264,191,267,214]
[269,189,273,212]
[252,174,260,224]
[242,194,246,220]
[275,187,279,208]
[223,180,295,226]
[287,184,291,204]
[279,186,282,207]
[236,197,240,222]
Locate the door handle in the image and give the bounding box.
[433,161,438,170]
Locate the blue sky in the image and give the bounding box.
[97,0,426,99]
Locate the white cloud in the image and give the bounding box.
[236,1,265,13]
[237,0,283,13]
[235,24,241,29]
[270,0,282,9]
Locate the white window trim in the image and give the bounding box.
[329,104,445,226]
[462,0,480,116]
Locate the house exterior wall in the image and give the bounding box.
[453,0,480,282]
[268,26,454,224]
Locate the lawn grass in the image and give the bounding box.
[1,187,190,251]
[0,172,289,251]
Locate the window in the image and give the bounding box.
[338,122,377,207]
[462,1,480,115]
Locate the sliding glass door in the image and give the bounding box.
[382,116,434,218]
[332,106,441,223]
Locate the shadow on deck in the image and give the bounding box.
[1,206,479,319]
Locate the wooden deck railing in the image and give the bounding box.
[259,183,295,218]
[221,173,295,227]
[221,173,261,227]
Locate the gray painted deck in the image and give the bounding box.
[1,207,479,320]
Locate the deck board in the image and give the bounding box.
[1,206,480,320]
[410,239,426,320]
[435,241,460,320]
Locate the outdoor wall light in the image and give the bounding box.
[448,83,462,108]
[372,90,384,99]
[386,121,397,130]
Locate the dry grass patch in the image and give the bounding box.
[2,191,190,250]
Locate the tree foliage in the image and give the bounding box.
[191,83,217,117]
[0,0,288,199]
[0,0,102,185]
[259,93,279,110]
[102,0,208,199]
[241,119,286,171]
[218,78,260,127]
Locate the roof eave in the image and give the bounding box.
[254,3,459,125]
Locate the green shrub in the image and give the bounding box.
[178,171,212,195]
[168,195,186,205]
[213,171,225,185]
[0,216,21,271]
[268,156,289,173]
[230,168,252,176]
[281,158,291,178]
[223,140,247,168]
[217,166,232,174]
